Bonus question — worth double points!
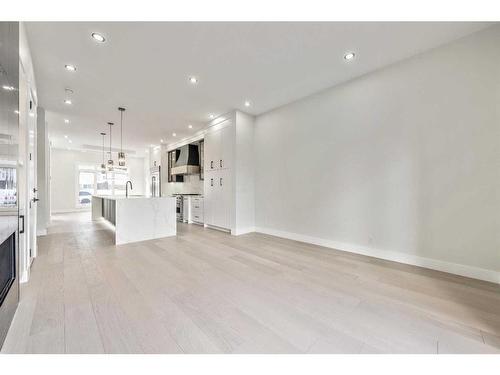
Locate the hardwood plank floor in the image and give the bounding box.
[1,212,499,354]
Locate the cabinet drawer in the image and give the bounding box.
[191,205,203,215]
[192,211,204,223]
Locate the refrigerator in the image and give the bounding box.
[150,165,161,197]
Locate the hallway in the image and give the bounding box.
[2,213,500,354]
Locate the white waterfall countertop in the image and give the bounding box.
[92,195,154,200]
[91,195,176,245]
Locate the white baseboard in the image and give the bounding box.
[254,226,500,285]
[20,270,29,284]
[233,227,256,236]
[52,208,90,214]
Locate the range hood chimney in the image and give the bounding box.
[171,144,200,175]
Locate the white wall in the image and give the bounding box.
[254,26,500,282]
[50,148,145,213]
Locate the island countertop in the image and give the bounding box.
[91,195,176,245]
[92,195,163,200]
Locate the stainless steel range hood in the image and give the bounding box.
[171,144,200,175]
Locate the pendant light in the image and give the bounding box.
[118,107,126,167]
[107,122,114,172]
[100,132,106,174]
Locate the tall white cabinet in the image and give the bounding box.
[204,119,233,230]
[203,111,255,235]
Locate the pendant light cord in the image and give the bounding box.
[120,110,123,153]
[109,123,112,156]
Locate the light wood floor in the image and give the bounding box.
[2,212,500,354]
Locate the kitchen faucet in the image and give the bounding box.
[126,180,133,198]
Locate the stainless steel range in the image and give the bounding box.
[175,195,183,222]
[173,194,202,222]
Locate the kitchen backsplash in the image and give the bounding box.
[163,173,204,195]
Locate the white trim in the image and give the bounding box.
[232,226,256,236]
[204,223,231,233]
[164,111,237,152]
[254,226,500,285]
[52,208,90,214]
[165,133,204,152]
[20,270,29,284]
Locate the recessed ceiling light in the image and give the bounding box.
[344,52,355,61]
[64,119,70,124]
[65,64,77,71]
[189,76,198,84]
[209,114,215,119]
[172,133,177,137]
[244,100,251,107]
[2,85,14,91]
[64,135,68,139]
[68,140,72,144]
[64,99,72,105]
[91,32,106,43]
[160,139,164,143]
[188,124,193,129]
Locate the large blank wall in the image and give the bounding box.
[254,26,500,278]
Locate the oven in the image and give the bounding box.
[175,195,183,222]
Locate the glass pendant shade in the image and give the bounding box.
[100,132,107,174]
[118,151,125,167]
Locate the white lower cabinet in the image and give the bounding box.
[190,197,204,224]
[204,169,231,230]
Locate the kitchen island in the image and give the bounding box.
[91,195,176,245]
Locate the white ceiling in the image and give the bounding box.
[25,22,491,156]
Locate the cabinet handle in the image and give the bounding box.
[220,159,222,168]
[210,178,213,186]
[19,215,25,234]
[220,177,222,186]
[210,161,213,169]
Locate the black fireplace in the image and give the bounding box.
[0,233,16,308]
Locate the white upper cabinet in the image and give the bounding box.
[204,128,219,172]
[220,125,233,170]
[203,120,232,173]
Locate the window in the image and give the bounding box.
[0,166,17,208]
[96,172,111,196]
[76,164,129,208]
[113,170,128,196]
[78,171,95,207]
